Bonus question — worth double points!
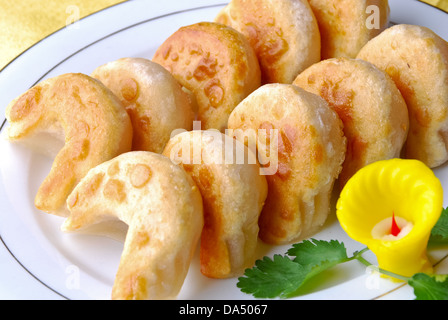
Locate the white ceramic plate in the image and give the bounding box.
[0,0,447,300]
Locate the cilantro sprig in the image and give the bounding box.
[237,208,448,300]
[237,239,367,299]
[430,207,448,244]
[238,239,357,298]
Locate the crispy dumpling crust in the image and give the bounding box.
[293,57,409,187]
[153,21,261,132]
[63,151,203,300]
[91,57,195,153]
[228,83,346,244]
[215,0,321,84]
[357,24,448,168]
[163,130,267,278]
[5,73,133,216]
[308,0,389,59]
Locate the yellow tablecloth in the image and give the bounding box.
[0,0,447,71]
[0,0,125,70]
[422,0,448,11]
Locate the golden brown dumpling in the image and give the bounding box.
[153,21,261,132]
[308,0,389,59]
[293,57,409,187]
[163,130,267,278]
[228,83,346,245]
[5,73,132,216]
[357,24,448,168]
[91,57,195,153]
[215,0,321,84]
[62,151,203,300]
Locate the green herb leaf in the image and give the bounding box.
[237,239,351,299]
[408,273,448,300]
[430,207,448,244]
[237,255,308,299]
[287,239,349,267]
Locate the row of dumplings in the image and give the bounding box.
[5,0,448,300]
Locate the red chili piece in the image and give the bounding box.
[390,212,401,237]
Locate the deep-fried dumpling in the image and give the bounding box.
[62,151,203,300]
[308,0,389,59]
[91,57,195,153]
[357,24,448,168]
[5,73,133,216]
[215,0,321,84]
[227,83,346,244]
[153,21,261,132]
[163,130,267,278]
[293,57,409,187]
